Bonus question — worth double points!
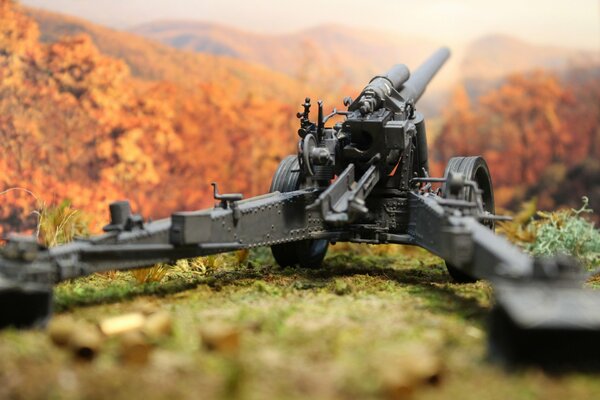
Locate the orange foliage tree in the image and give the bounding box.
[0,0,299,237]
[432,68,600,213]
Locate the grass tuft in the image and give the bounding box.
[131,265,169,284]
[36,199,89,247]
[499,197,600,270]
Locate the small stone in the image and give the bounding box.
[465,326,483,339]
[99,312,146,336]
[132,300,160,316]
[200,323,240,354]
[380,347,444,399]
[142,311,173,339]
[333,279,352,295]
[120,331,153,365]
[408,351,443,385]
[381,373,416,400]
[150,350,192,372]
[47,316,77,347]
[69,325,103,361]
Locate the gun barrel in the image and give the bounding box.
[373,64,410,91]
[399,47,450,103]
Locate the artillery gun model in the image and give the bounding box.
[1,48,599,366]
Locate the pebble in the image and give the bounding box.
[381,346,444,399]
[120,331,153,365]
[47,316,77,347]
[99,312,146,336]
[142,311,173,339]
[200,323,240,354]
[68,325,103,361]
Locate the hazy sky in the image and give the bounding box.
[21,0,600,50]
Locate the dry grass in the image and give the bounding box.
[131,265,169,284]
[0,188,90,247]
[36,199,89,247]
[331,242,425,256]
[236,248,250,264]
[98,270,118,279]
[129,255,230,284]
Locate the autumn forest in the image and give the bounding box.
[0,0,598,237]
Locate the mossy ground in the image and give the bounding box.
[1,245,599,399]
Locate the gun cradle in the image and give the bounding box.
[1,48,599,368]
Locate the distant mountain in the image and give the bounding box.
[130,20,441,90]
[26,9,599,113]
[459,34,599,99]
[129,20,600,113]
[25,8,308,101]
[130,21,598,89]
[461,34,597,81]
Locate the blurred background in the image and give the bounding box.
[1,0,598,235]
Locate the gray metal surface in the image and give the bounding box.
[399,48,450,102]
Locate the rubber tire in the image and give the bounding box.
[442,156,495,283]
[269,155,329,268]
[442,156,495,228]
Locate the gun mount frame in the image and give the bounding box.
[1,48,599,367]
